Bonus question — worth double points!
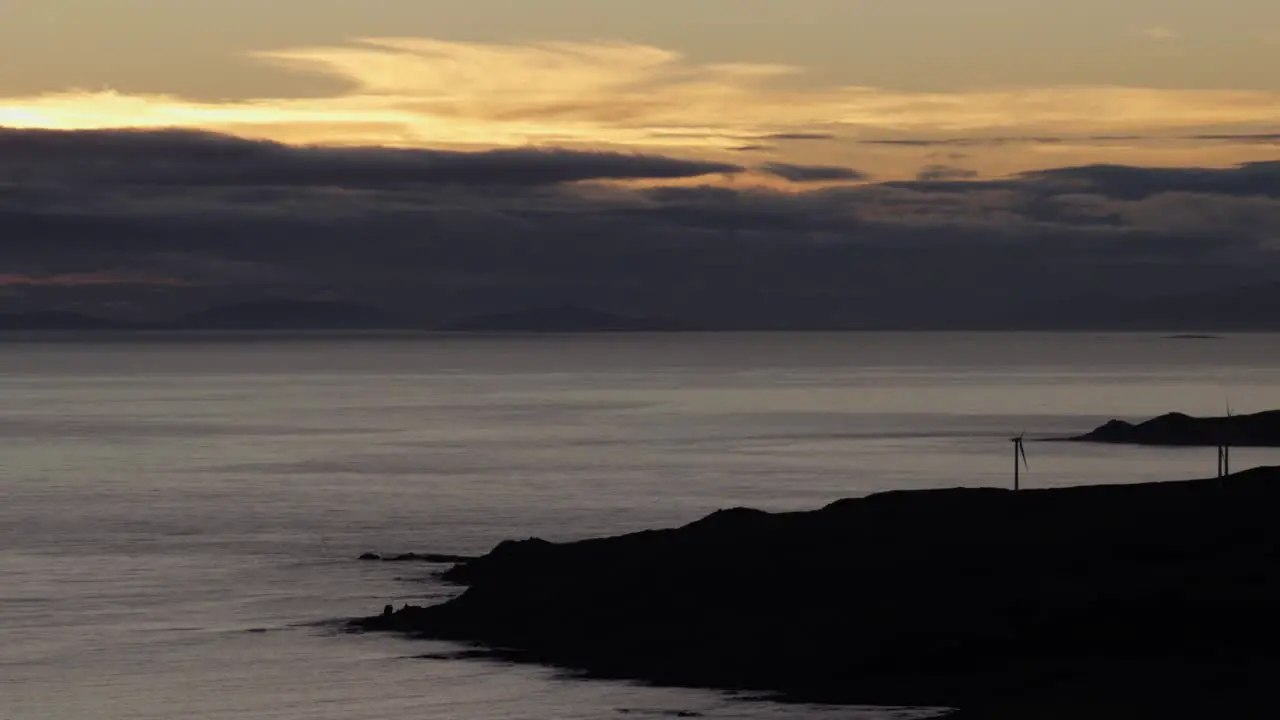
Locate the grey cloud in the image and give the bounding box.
[861,139,949,147]
[868,134,1269,148]
[759,163,868,183]
[4,128,1280,329]
[0,127,743,187]
[886,161,1280,201]
[756,132,838,141]
[861,136,1066,148]
[1020,162,1280,200]
[916,164,979,181]
[1185,133,1280,144]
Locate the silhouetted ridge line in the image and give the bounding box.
[159,299,413,330]
[1069,409,1280,446]
[353,468,1280,717]
[438,306,685,332]
[0,311,128,330]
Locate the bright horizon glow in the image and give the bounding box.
[5,36,1280,180]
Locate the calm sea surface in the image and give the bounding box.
[4,332,1280,720]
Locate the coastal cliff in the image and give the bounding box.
[356,468,1280,718]
[1069,409,1280,446]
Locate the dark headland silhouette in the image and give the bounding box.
[354,468,1280,718]
[1069,410,1280,446]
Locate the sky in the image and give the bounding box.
[3,1,1280,327]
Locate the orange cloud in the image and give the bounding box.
[5,38,1280,181]
[5,39,1280,142]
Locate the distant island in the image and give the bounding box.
[0,310,128,331]
[438,306,685,333]
[0,300,417,332]
[355,468,1280,718]
[0,302,685,333]
[1016,280,1280,331]
[1068,410,1280,446]
[153,299,413,331]
[7,281,1280,331]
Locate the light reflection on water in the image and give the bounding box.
[4,332,1280,720]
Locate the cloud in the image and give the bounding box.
[0,127,742,187]
[1186,133,1280,144]
[759,163,868,183]
[5,127,1280,329]
[1019,162,1280,200]
[756,132,839,141]
[861,136,1067,147]
[916,164,979,181]
[1142,26,1179,41]
[6,37,1280,160]
[0,271,190,287]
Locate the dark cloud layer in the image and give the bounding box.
[862,136,1067,148]
[4,128,1280,329]
[916,164,979,181]
[865,133,1280,148]
[1021,162,1280,200]
[1185,134,1280,144]
[0,127,743,187]
[759,163,868,183]
[757,132,838,141]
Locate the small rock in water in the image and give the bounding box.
[358,553,381,561]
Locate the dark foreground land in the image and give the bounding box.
[355,468,1280,718]
[1069,409,1280,447]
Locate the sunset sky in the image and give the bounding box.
[6,0,1280,179]
[3,1,1280,327]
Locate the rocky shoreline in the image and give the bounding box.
[354,468,1280,718]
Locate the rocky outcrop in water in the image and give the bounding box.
[358,552,474,564]
[1069,410,1280,446]
[354,467,1280,718]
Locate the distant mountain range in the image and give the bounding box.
[439,306,684,332]
[5,282,1280,332]
[1017,281,1280,331]
[150,299,412,330]
[0,300,411,332]
[0,310,127,331]
[0,301,680,333]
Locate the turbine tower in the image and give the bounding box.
[1011,432,1029,491]
[1223,402,1234,477]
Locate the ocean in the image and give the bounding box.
[4,331,1280,720]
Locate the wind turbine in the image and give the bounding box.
[1222,401,1234,477]
[1011,432,1029,491]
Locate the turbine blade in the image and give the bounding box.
[1019,442,1029,471]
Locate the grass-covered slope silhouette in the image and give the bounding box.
[356,468,1280,718]
[1070,410,1280,446]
